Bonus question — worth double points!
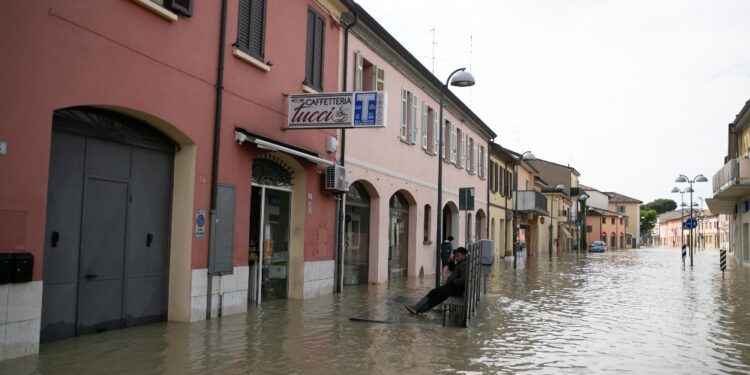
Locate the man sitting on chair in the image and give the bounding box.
[405,247,467,315]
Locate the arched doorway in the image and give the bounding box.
[249,155,294,302]
[443,202,459,243]
[42,107,175,342]
[476,209,486,241]
[389,192,410,280]
[344,182,370,285]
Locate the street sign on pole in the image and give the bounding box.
[683,218,697,229]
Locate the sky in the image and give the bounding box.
[354,0,750,207]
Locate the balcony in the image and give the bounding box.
[712,158,750,199]
[515,190,548,215]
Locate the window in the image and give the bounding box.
[602,218,606,224]
[620,218,624,225]
[611,218,615,225]
[305,8,325,91]
[489,162,495,192]
[587,225,592,233]
[353,52,385,91]
[618,205,625,213]
[237,0,266,60]
[400,88,418,144]
[423,205,431,242]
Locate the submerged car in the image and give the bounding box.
[589,240,607,253]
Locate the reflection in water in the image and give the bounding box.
[6,248,750,374]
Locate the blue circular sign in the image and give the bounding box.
[196,214,206,227]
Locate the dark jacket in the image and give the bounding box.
[445,259,466,291]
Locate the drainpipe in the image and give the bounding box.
[207,0,229,320]
[334,11,358,293]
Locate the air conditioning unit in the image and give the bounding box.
[324,165,348,193]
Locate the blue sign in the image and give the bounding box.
[683,218,697,229]
[353,91,386,127]
[575,218,581,226]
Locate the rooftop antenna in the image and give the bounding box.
[429,27,436,74]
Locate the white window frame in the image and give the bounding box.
[354,51,363,91]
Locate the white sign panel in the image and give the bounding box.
[288,91,386,129]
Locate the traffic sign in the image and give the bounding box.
[683,218,697,229]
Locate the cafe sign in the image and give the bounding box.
[287,91,386,129]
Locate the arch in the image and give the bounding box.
[388,191,412,280]
[43,106,194,341]
[250,151,307,300]
[476,209,487,240]
[443,201,459,244]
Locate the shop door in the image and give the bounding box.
[249,186,291,303]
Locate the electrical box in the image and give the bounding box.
[11,252,33,283]
[478,239,494,265]
[0,253,12,284]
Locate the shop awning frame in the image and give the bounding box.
[235,129,333,166]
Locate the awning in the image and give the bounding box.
[561,228,572,238]
[706,198,735,214]
[235,129,333,166]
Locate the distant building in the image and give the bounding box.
[580,185,641,249]
[707,98,750,262]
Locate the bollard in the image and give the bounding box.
[681,244,687,263]
[720,248,727,278]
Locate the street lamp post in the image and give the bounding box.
[578,192,589,254]
[675,174,708,267]
[549,184,565,259]
[435,68,475,288]
[512,151,536,269]
[671,186,689,248]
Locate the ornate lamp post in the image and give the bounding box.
[435,68,475,288]
[675,174,708,266]
[512,151,536,269]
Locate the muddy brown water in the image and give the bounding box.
[5,247,750,374]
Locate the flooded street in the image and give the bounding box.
[6,247,750,374]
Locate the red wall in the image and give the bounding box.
[0,0,340,279]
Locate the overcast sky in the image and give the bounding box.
[355,0,750,208]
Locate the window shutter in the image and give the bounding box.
[248,0,265,59]
[354,51,363,91]
[410,94,418,144]
[432,113,439,154]
[400,88,407,140]
[165,0,193,17]
[450,123,457,163]
[238,0,250,50]
[460,132,466,168]
[441,121,446,159]
[305,9,324,90]
[421,103,428,150]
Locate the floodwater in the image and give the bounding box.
[5,247,750,374]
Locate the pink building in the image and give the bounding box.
[0,0,345,359]
[340,4,496,284]
[584,207,630,249]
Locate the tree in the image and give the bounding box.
[640,209,658,235]
[640,199,677,214]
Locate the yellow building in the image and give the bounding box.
[488,144,517,257]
